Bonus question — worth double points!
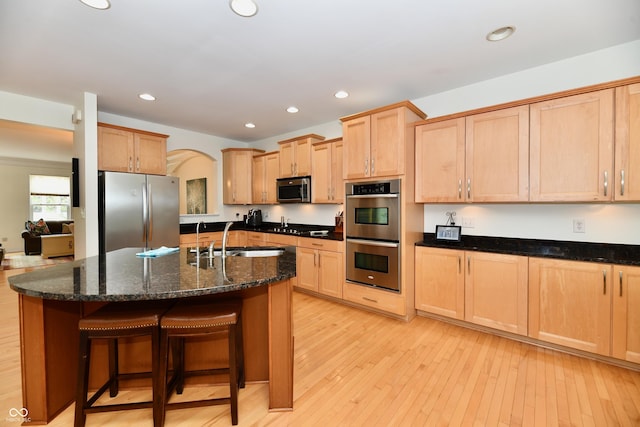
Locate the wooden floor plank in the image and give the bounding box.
[2,267,640,426]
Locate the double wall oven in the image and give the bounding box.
[345,179,401,292]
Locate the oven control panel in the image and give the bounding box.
[347,179,400,196]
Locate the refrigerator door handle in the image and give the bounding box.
[142,182,149,243]
[148,183,153,242]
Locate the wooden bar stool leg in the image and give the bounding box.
[229,323,238,425]
[108,338,119,397]
[157,328,170,427]
[74,331,91,427]
[236,315,245,389]
[151,326,162,427]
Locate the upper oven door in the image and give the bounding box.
[345,193,400,241]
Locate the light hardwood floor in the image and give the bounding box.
[2,266,639,426]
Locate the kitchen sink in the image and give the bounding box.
[204,246,285,258]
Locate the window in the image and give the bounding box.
[29,175,71,221]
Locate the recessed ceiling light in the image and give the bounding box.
[79,0,111,10]
[286,106,299,113]
[138,93,156,101]
[334,90,349,99]
[245,122,256,128]
[230,0,258,17]
[486,26,515,42]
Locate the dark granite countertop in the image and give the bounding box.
[417,234,640,266]
[180,221,344,241]
[8,246,297,301]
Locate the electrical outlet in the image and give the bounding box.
[1,237,7,242]
[461,217,475,228]
[573,218,586,233]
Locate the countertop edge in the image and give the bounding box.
[416,234,640,266]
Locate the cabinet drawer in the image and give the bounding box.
[343,282,405,316]
[296,237,343,252]
[266,233,298,247]
[246,232,266,245]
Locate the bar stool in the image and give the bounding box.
[158,299,245,426]
[74,301,170,427]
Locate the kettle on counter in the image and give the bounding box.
[246,209,262,227]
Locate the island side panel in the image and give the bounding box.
[268,278,294,410]
[19,295,81,424]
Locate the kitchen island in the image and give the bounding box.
[8,247,296,424]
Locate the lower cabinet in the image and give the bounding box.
[612,265,640,363]
[415,247,464,319]
[529,258,640,362]
[415,247,528,335]
[296,238,344,299]
[465,251,528,335]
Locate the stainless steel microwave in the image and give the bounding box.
[276,176,311,203]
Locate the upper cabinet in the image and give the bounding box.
[222,148,264,205]
[278,134,325,178]
[252,151,280,204]
[311,138,343,203]
[415,106,529,203]
[466,106,529,202]
[98,123,168,175]
[530,89,614,202]
[614,83,640,201]
[341,101,426,179]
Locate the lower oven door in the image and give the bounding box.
[346,238,400,292]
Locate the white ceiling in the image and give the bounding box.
[1,0,639,143]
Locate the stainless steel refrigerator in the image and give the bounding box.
[98,171,179,253]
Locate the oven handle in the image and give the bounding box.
[347,238,399,248]
[345,194,399,199]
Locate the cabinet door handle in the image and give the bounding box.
[619,271,623,297]
[603,269,607,294]
[620,170,625,196]
[371,158,375,174]
[467,178,471,199]
[364,158,369,175]
[604,171,608,197]
[458,180,462,199]
[467,256,471,273]
[362,296,378,303]
[129,156,133,171]
[136,157,140,172]
[458,256,461,274]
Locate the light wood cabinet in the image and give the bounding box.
[311,138,343,203]
[465,106,529,202]
[415,105,528,203]
[614,83,640,201]
[342,102,426,180]
[415,118,465,202]
[612,265,640,363]
[252,151,279,204]
[295,238,344,299]
[415,247,527,335]
[98,123,168,175]
[415,247,464,319]
[529,258,612,355]
[464,251,528,335]
[278,134,324,178]
[222,148,264,205]
[530,89,614,201]
[343,281,407,316]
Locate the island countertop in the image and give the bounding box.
[9,246,297,301]
[9,246,296,424]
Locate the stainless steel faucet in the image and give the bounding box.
[222,221,233,258]
[191,221,205,254]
